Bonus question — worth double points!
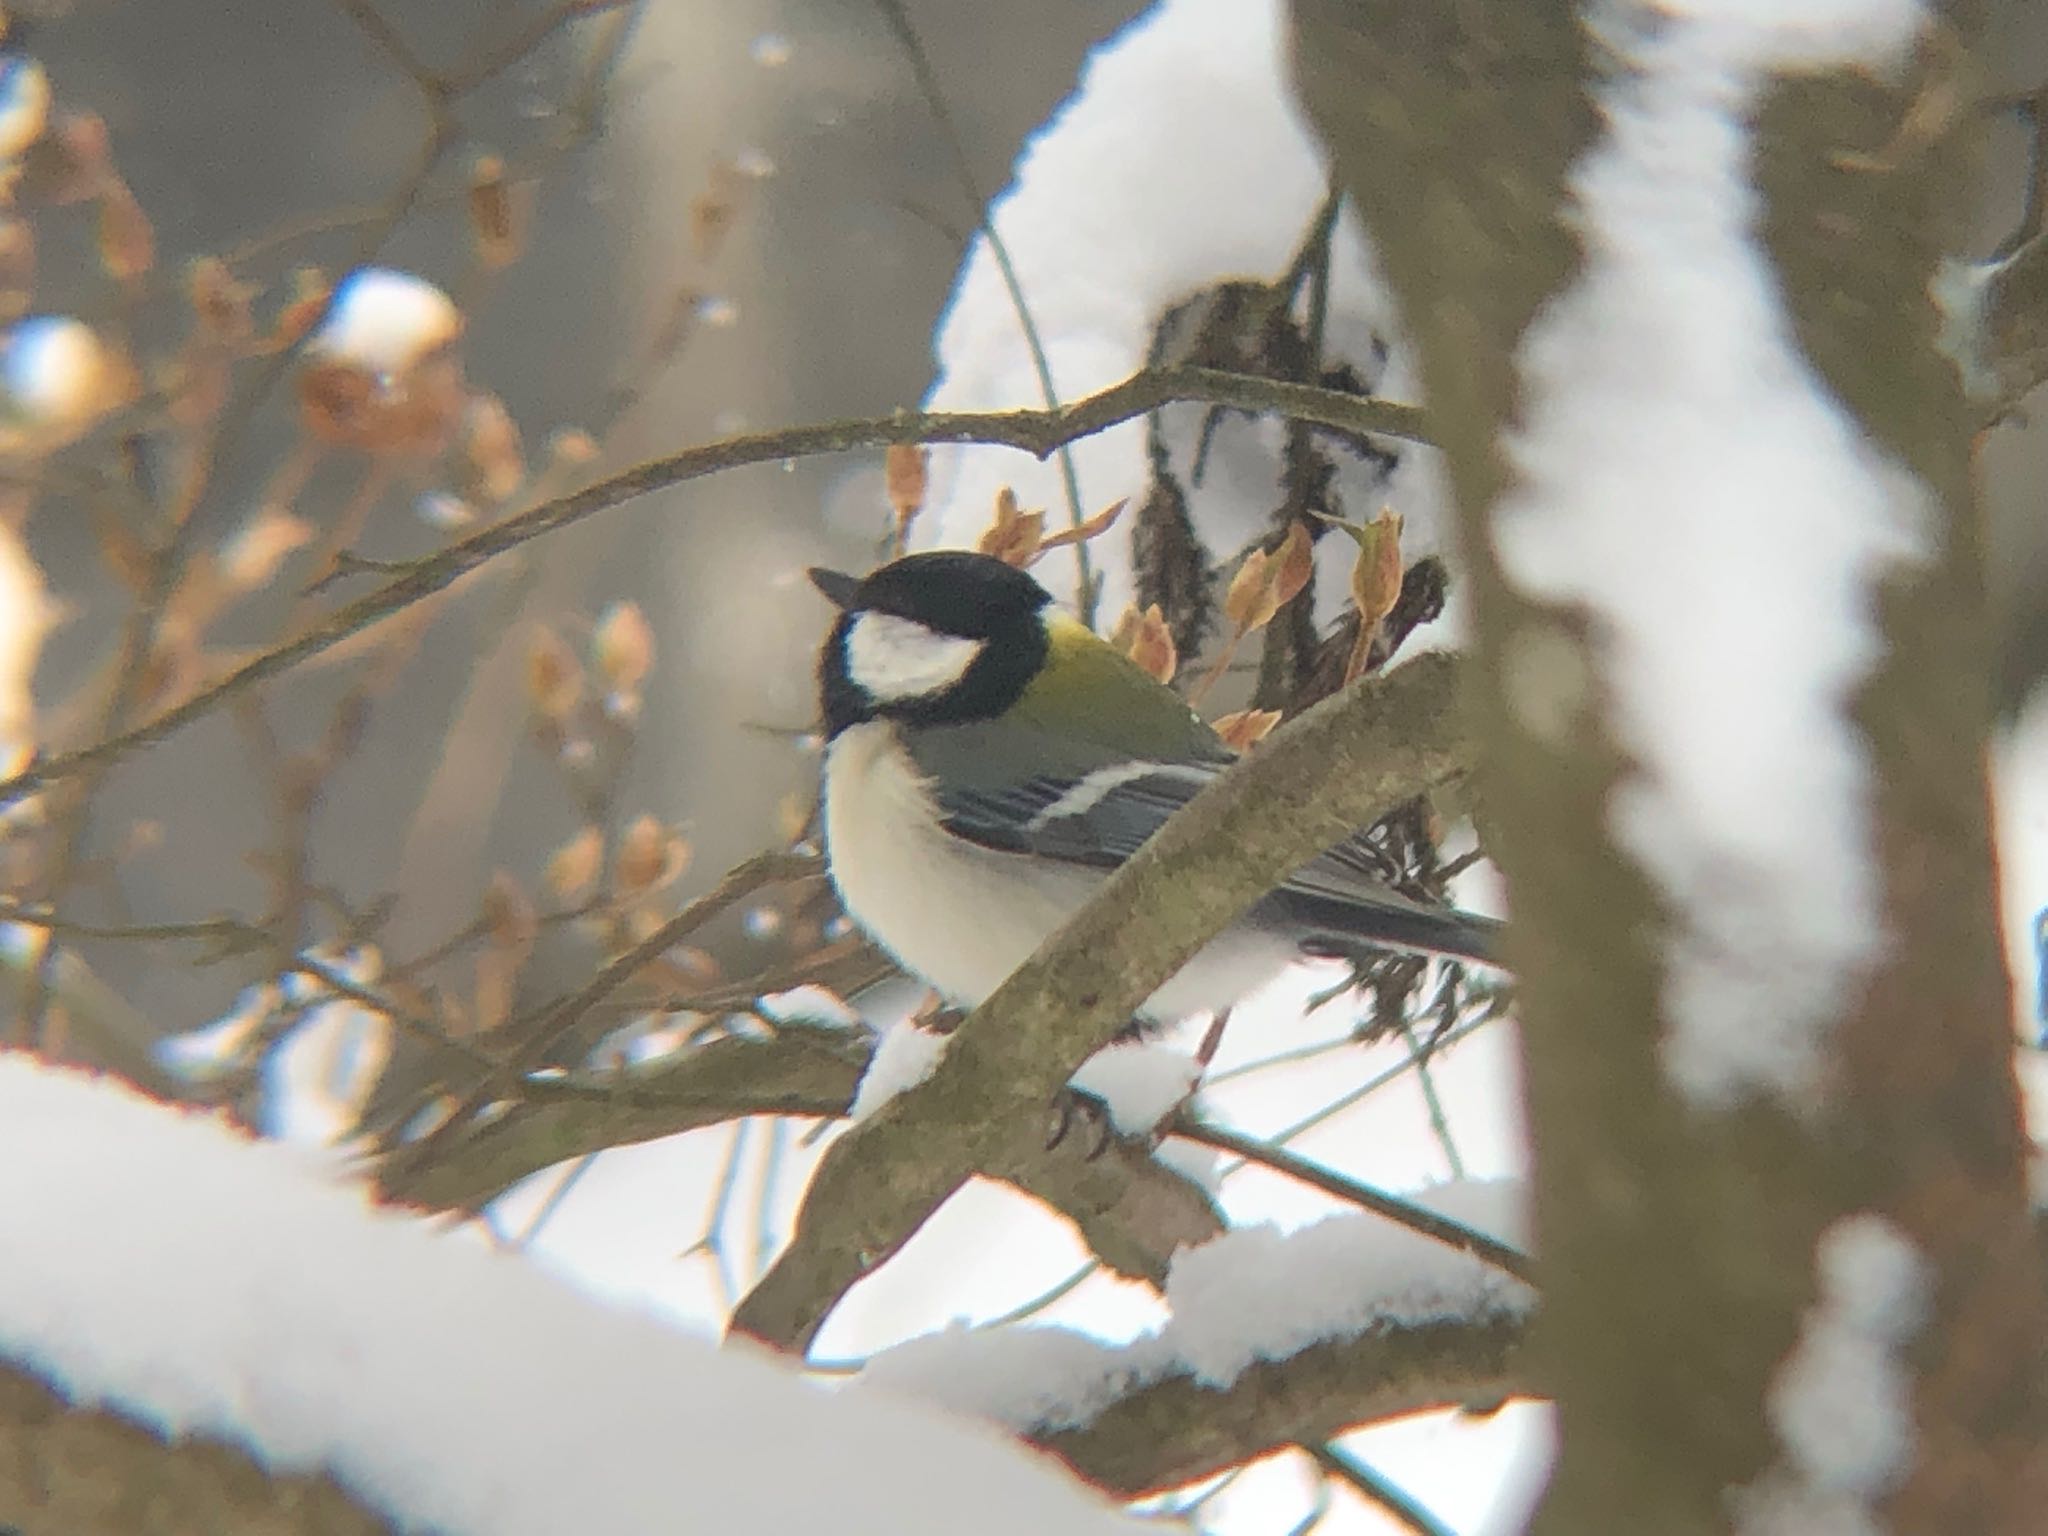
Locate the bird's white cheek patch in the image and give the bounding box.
[845,612,985,702]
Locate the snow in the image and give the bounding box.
[0,513,53,748]
[0,314,124,456]
[1741,1213,1928,1535]
[859,1179,1531,1432]
[1994,697,2048,1041]
[310,267,462,382]
[755,982,862,1029]
[912,0,1447,633]
[1491,0,1930,1106]
[1069,1038,1202,1137]
[847,1015,950,1121]
[1164,1179,1531,1389]
[0,53,48,162]
[0,1054,1143,1536]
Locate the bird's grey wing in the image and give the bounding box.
[933,757,1224,869]
[905,720,1503,965]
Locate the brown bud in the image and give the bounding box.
[1036,497,1128,557]
[1119,602,1178,685]
[97,180,154,283]
[524,625,582,722]
[615,814,689,895]
[219,506,314,593]
[479,869,538,952]
[459,393,524,504]
[1349,509,1405,631]
[1212,706,1282,751]
[884,443,928,531]
[1271,520,1314,609]
[1222,547,1273,633]
[545,825,604,901]
[187,257,253,346]
[592,601,654,695]
[467,153,527,271]
[976,486,1045,568]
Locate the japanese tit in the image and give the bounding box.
[811,550,1500,1026]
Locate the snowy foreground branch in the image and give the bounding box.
[730,651,1474,1353]
[1292,0,2048,1530]
[858,1181,1537,1498]
[0,1057,1144,1536]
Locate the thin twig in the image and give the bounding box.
[1169,1115,1535,1286]
[1308,1442,1457,1536]
[870,0,1096,620]
[379,849,818,1183]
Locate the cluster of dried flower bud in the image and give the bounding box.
[1188,520,1315,705]
[885,443,928,554]
[1316,508,1405,682]
[1110,601,1178,685]
[972,483,1127,570]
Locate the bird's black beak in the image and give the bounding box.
[807,566,862,610]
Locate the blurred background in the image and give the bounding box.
[13,0,1151,1047]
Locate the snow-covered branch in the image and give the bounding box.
[1033,1312,1529,1499]
[0,1056,1142,1536]
[859,1188,1535,1497]
[1292,0,2048,1528]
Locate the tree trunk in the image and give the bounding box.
[1290,1,2048,1530]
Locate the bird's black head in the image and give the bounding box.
[812,551,1053,738]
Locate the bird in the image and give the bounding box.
[810,549,1502,1028]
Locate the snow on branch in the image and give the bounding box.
[0,1055,1143,1536]
[859,1183,1536,1498]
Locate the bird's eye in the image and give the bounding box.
[843,612,984,702]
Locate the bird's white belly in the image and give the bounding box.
[823,722,1291,1020]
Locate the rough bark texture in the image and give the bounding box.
[1291,1,2048,1532]
[0,1361,388,1536]
[1031,1310,1533,1499]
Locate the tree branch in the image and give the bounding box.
[728,651,1474,1354]
[0,367,1428,809]
[375,1024,1225,1291]
[1026,1310,1533,1500]
[0,1358,391,1536]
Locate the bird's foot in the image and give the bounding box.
[1045,1084,1120,1160]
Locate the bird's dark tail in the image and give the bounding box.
[1285,890,1507,968]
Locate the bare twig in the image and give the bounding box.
[1168,1115,1534,1285]
[871,0,1091,619]
[1308,1443,1459,1536]
[0,367,1428,808]
[378,850,819,1180]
